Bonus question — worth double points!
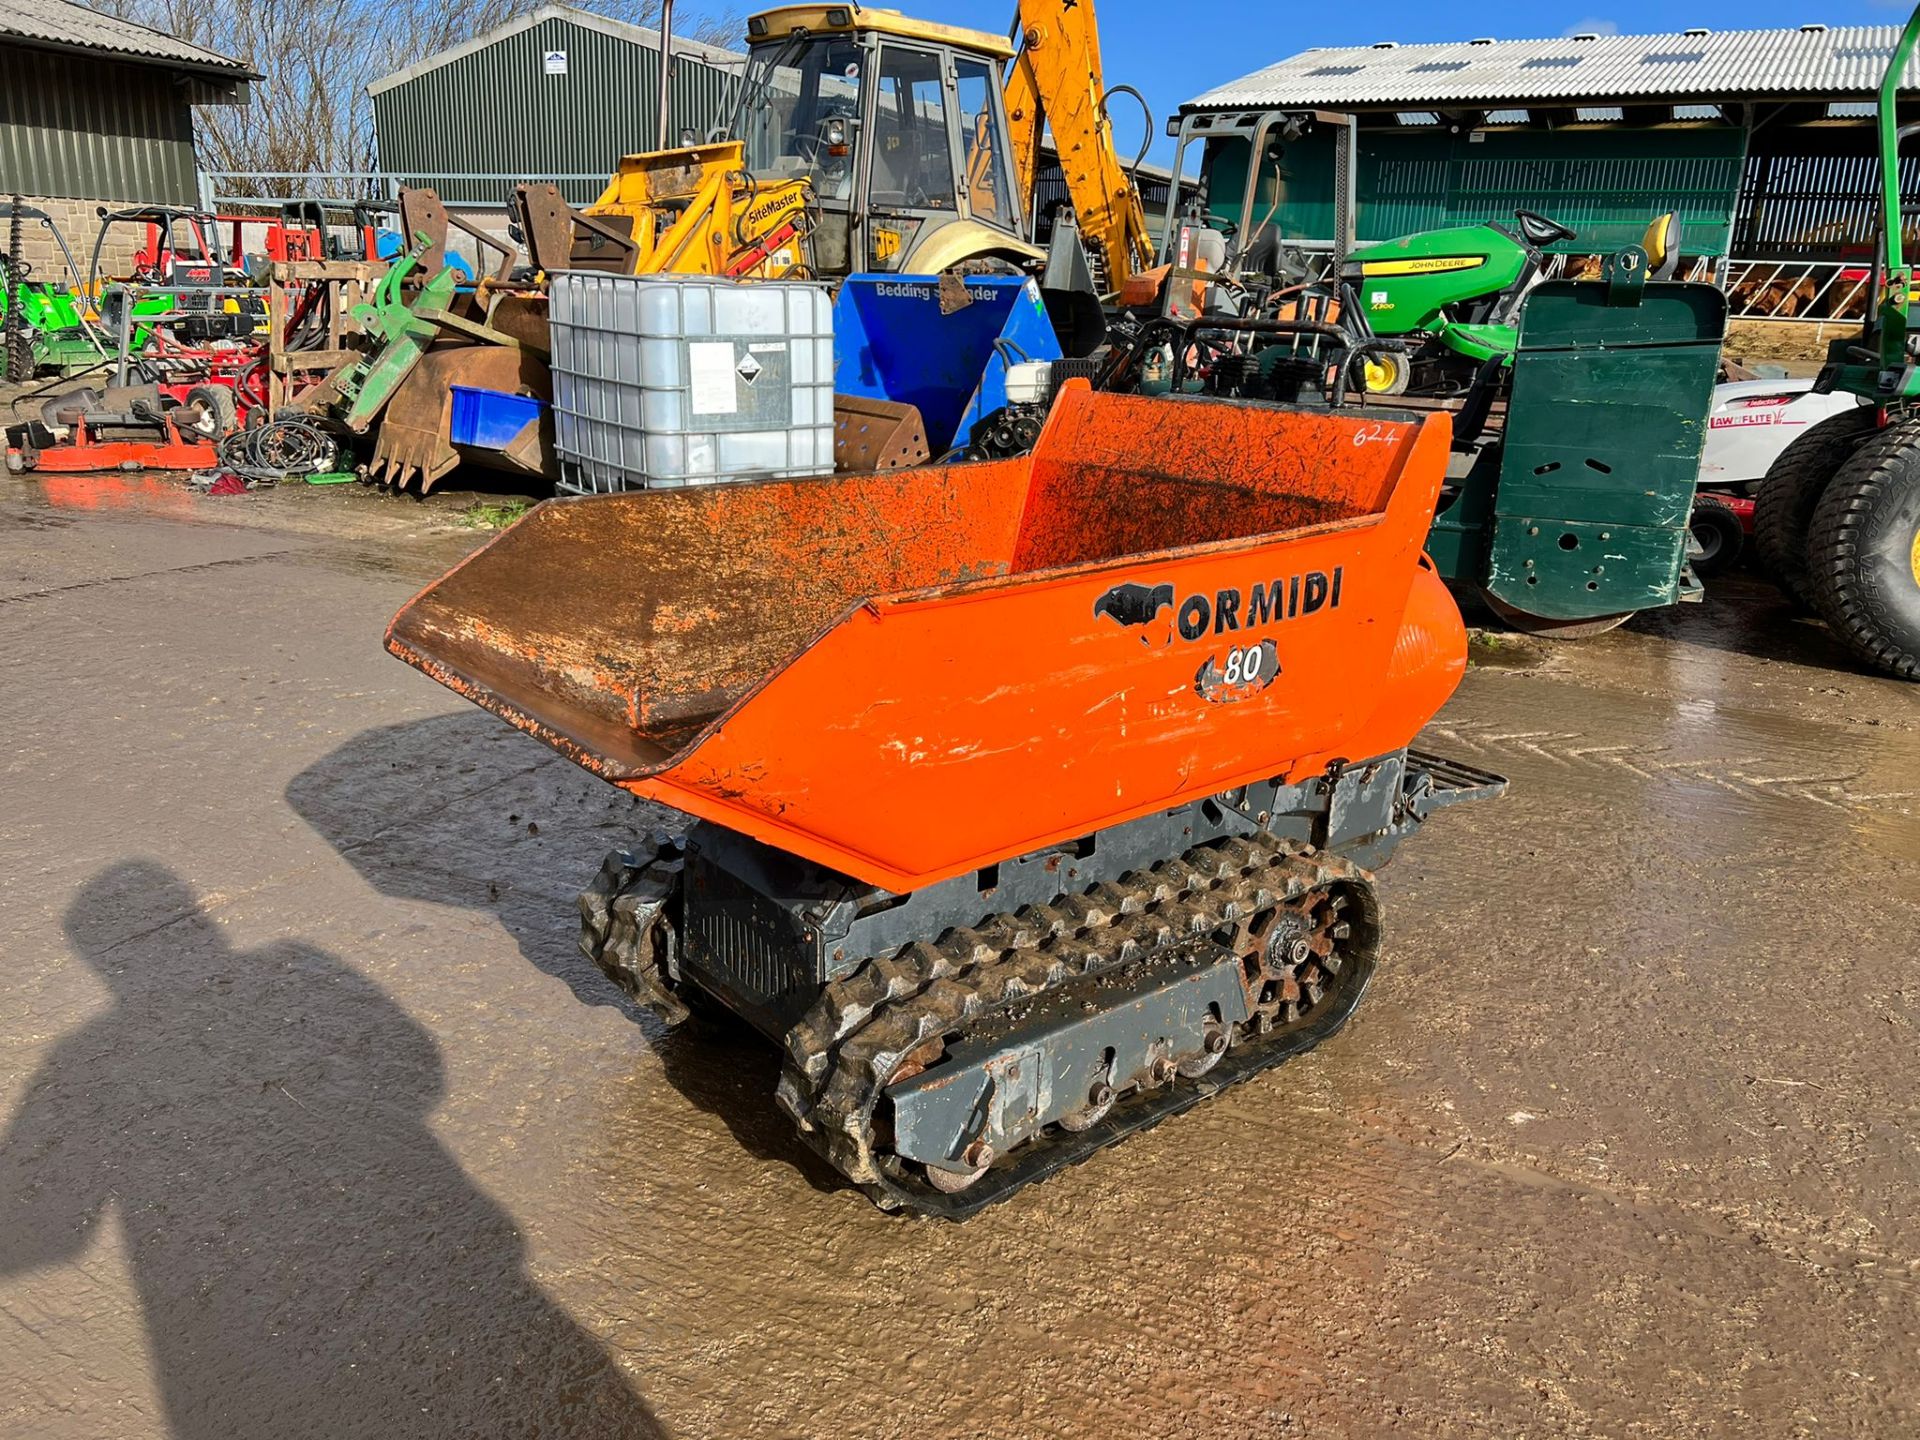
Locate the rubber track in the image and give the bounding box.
[1752,406,1877,609]
[1805,419,1920,681]
[776,835,1379,1218]
[578,835,690,1022]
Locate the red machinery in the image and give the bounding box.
[5,384,229,474]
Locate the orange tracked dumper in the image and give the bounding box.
[388,384,1504,1215]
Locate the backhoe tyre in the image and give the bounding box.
[1688,493,1745,578]
[1752,404,1876,608]
[1804,420,1920,681]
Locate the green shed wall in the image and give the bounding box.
[371,15,738,204]
[1206,125,1746,258]
[0,45,198,205]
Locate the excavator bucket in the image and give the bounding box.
[364,294,555,493]
[389,382,1464,892]
[365,342,553,492]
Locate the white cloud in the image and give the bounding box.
[1563,18,1621,35]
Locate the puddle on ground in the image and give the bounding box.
[31,471,200,516]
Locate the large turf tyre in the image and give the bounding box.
[1688,493,1746,578]
[1752,404,1877,607]
[1804,420,1920,681]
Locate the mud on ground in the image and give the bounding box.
[1,472,1916,1439]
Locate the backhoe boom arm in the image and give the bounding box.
[1005,0,1154,290]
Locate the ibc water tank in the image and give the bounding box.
[549,272,834,493]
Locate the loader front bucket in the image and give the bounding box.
[389,383,1466,891]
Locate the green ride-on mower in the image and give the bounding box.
[1750,5,1920,681]
[0,203,175,376]
[1343,208,1682,397]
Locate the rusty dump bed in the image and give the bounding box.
[388,383,1466,891]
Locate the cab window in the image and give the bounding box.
[869,46,957,210]
[738,37,864,202]
[954,58,1012,226]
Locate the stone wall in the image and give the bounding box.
[5,195,146,287]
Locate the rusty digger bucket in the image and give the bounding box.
[388,382,1466,893]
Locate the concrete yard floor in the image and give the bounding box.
[2,473,1916,1440]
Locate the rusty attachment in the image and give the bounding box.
[834,394,930,471]
[511,182,640,275]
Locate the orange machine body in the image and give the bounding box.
[388,383,1466,892]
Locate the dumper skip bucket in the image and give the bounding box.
[388,383,1465,892]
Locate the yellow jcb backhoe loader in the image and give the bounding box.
[537,1,1155,289]
[356,0,1156,490]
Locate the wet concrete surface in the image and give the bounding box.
[2,474,1917,1438]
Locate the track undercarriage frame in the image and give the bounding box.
[583,748,1503,1216]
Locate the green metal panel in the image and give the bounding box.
[1478,279,1727,619]
[0,47,196,204]
[1737,129,1920,263]
[372,16,738,205]
[1434,130,1745,257]
[1206,124,1745,258]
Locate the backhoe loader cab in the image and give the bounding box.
[735,5,1041,274]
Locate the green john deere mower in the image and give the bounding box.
[1122,109,1723,637]
[1750,5,1920,681]
[1343,209,1682,396]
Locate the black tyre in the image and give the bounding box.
[1752,404,1876,607]
[183,384,237,438]
[1361,348,1411,396]
[1688,493,1745,578]
[1479,589,1632,638]
[1805,420,1920,681]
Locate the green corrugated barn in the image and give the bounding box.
[1,0,255,280]
[369,5,743,207]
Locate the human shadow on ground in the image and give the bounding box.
[0,859,668,1440]
[284,712,841,1196]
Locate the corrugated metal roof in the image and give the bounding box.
[1185,25,1920,111]
[0,0,257,78]
[369,3,739,98]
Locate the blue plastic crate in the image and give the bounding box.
[449,386,546,450]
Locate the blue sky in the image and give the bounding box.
[909,0,1916,164]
